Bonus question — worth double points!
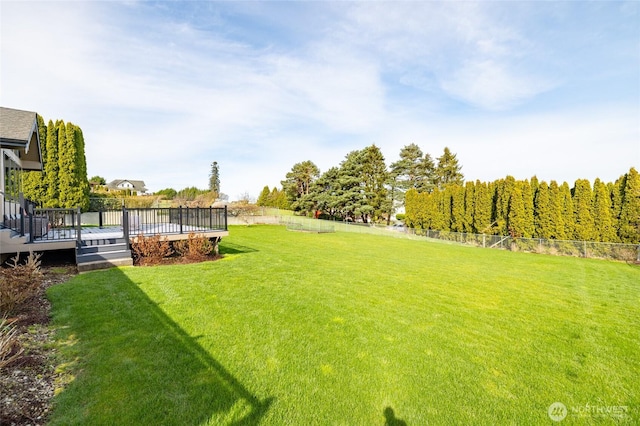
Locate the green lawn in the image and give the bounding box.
[47,225,639,425]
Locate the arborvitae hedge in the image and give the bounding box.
[22,117,90,210]
[404,168,640,244]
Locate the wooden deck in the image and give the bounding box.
[1,206,229,267]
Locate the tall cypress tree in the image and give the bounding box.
[592,178,616,242]
[404,189,419,228]
[450,185,465,232]
[473,180,492,234]
[22,115,47,204]
[522,180,534,238]
[257,186,271,207]
[44,120,60,207]
[463,181,475,233]
[494,176,515,236]
[549,181,566,239]
[572,179,596,241]
[617,167,640,243]
[73,125,90,210]
[507,181,526,237]
[560,182,575,240]
[534,181,553,239]
[57,122,77,208]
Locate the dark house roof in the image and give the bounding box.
[0,107,43,171]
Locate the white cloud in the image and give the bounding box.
[1,1,638,200]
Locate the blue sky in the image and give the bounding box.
[2,1,638,200]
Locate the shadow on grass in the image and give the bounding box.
[219,241,259,255]
[384,407,407,426]
[47,268,272,425]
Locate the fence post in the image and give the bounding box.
[179,206,183,234]
[76,207,82,246]
[99,210,103,229]
[28,203,34,243]
[122,206,129,242]
[224,205,228,230]
[209,206,213,229]
[637,244,640,262]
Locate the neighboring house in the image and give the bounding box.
[0,107,43,225]
[106,179,148,195]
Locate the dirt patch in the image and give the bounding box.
[0,265,76,426]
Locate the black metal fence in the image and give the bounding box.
[2,204,227,244]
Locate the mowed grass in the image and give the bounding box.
[47,225,639,425]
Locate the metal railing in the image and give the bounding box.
[3,206,227,244]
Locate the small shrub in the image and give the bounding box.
[173,233,215,260]
[0,252,43,315]
[0,317,24,369]
[131,234,173,265]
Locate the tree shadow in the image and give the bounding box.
[48,268,272,425]
[384,406,408,426]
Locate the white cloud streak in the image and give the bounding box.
[1,1,637,199]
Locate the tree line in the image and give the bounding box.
[265,144,463,223]
[22,115,90,210]
[265,142,638,244]
[404,169,639,244]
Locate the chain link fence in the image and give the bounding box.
[278,215,639,262]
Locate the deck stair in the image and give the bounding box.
[76,237,133,272]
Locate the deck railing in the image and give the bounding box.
[3,205,227,244]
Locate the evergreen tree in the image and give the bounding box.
[522,180,535,238]
[559,182,575,240]
[435,147,464,189]
[572,179,596,241]
[209,161,220,195]
[617,167,640,243]
[449,185,465,232]
[549,181,566,239]
[73,125,90,210]
[360,144,389,222]
[463,181,475,233]
[534,181,553,239]
[44,120,59,207]
[507,181,526,237]
[22,115,47,204]
[257,185,271,207]
[282,160,320,211]
[404,189,419,228]
[592,178,616,242]
[57,123,88,209]
[391,143,435,194]
[440,186,453,231]
[610,178,623,230]
[473,180,492,234]
[274,188,290,209]
[308,167,341,218]
[493,176,515,235]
